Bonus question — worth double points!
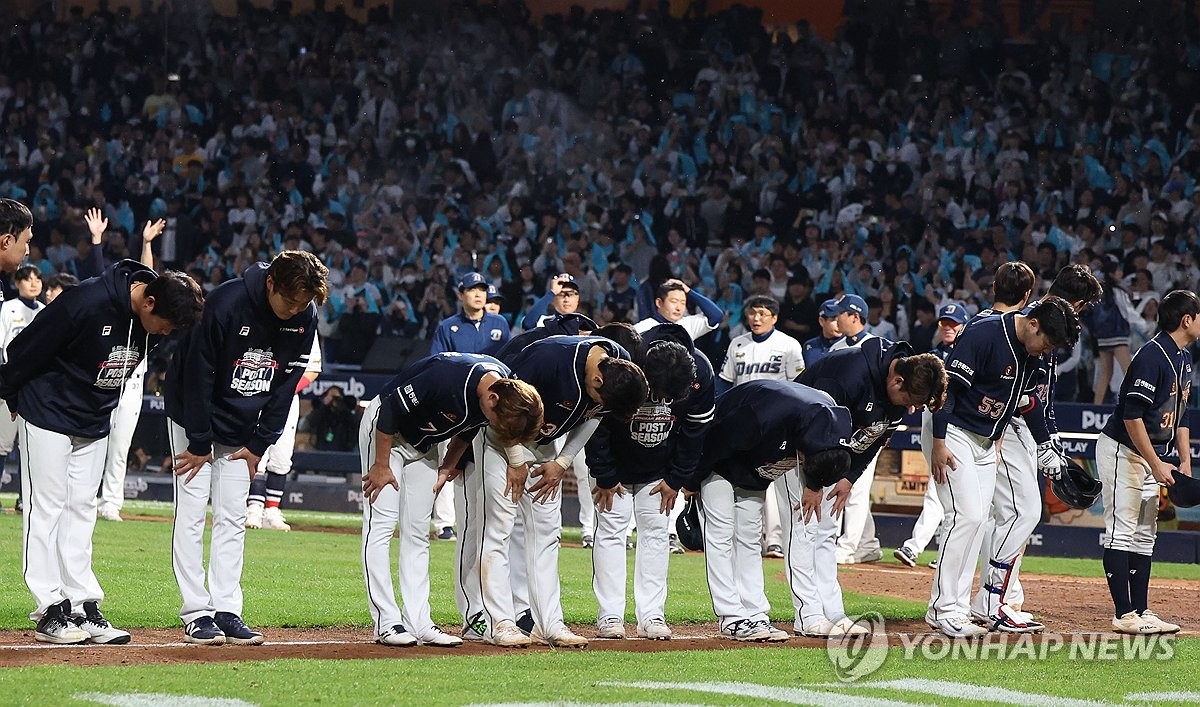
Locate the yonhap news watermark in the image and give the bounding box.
[826,613,1176,682]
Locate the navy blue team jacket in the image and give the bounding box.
[0,260,159,438]
[502,335,631,445]
[586,326,715,491]
[372,353,510,452]
[165,262,317,457]
[796,337,911,482]
[692,379,853,493]
[1102,332,1194,462]
[802,334,843,367]
[495,312,597,361]
[933,311,1043,442]
[430,311,511,356]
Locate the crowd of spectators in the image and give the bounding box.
[3,0,1200,404]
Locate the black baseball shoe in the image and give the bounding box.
[213,612,265,645]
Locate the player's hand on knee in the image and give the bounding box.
[798,486,822,524]
[1150,460,1177,487]
[593,483,625,513]
[362,461,399,503]
[649,480,676,515]
[930,440,956,485]
[434,465,461,494]
[173,450,213,484]
[504,463,529,504]
[529,460,565,504]
[827,478,852,519]
[230,447,263,480]
[1036,441,1064,479]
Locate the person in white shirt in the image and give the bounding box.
[718,295,806,559]
[0,265,44,508]
[633,279,724,341]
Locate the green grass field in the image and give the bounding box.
[0,497,1197,706]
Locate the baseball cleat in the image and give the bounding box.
[637,618,672,640]
[262,506,291,531]
[834,616,871,637]
[183,616,226,645]
[986,605,1044,634]
[626,537,634,550]
[720,619,773,642]
[533,627,589,648]
[489,620,532,648]
[35,601,90,645]
[928,559,939,569]
[859,548,883,563]
[668,534,685,555]
[1139,610,1180,634]
[927,617,988,638]
[376,624,418,647]
[581,534,594,549]
[97,506,123,522]
[762,544,784,559]
[436,526,456,541]
[214,612,265,645]
[417,627,463,647]
[73,602,131,644]
[596,616,626,639]
[245,504,264,529]
[893,546,918,567]
[757,621,790,642]
[1112,611,1160,635]
[462,613,488,642]
[795,618,838,638]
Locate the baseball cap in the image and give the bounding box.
[819,298,840,318]
[556,273,580,291]
[837,294,867,317]
[937,302,968,325]
[486,284,504,302]
[457,272,487,291]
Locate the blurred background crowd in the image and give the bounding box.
[3,0,1200,411]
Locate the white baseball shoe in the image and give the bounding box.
[927,616,988,638]
[97,505,123,522]
[596,616,626,639]
[262,506,291,532]
[533,627,589,648]
[796,618,838,638]
[721,619,773,642]
[376,624,418,647]
[1112,611,1160,635]
[893,546,918,567]
[245,504,264,529]
[72,602,131,644]
[981,604,1044,634]
[1139,610,1180,634]
[834,616,871,637]
[417,627,463,647]
[489,620,532,648]
[757,621,790,642]
[35,601,90,645]
[636,617,672,640]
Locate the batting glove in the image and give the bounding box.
[1037,440,1063,479]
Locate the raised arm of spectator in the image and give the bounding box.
[141,219,166,269]
[84,207,108,273]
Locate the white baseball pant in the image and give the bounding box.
[927,424,997,624]
[260,395,299,476]
[776,464,846,633]
[19,420,108,620]
[699,473,770,630]
[972,417,1038,617]
[836,456,880,563]
[169,420,252,624]
[100,360,147,514]
[1096,433,1157,555]
[573,448,595,537]
[0,399,17,454]
[359,397,438,637]
[453,467,485,629]
[431,439,455,532]
[592,481,670,626]
[903,410,945,557]
[468,426,570,638]
[762,479,783,550]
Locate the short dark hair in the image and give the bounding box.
[1158,290,1200,333]
[596,357,649,419]
[806,448,851,481]
[14,265,41,282]
[643,340,696,402]
[0,198,33,236]
[1047,264,1102,309]
[592,322,645,363]
[146,270,205,329]
[655,280,686,301]
[268,250,330,305]
[45,273,79,291]
[893,353,948,412]
[1028,295,1081,350]
[993,262,1035,306]
[743,295,779,317]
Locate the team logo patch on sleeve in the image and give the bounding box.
[231,348,279,395]
[756,452,799,481]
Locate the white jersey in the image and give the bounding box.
[719,329,805,385]
[0,297,44,363]
[828,330,876,352]
[303,336,323,376]
[633,314,716,341]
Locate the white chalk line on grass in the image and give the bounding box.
[75,693,257,707]
[602,680,913,707]
[832,679,1109,707]
[0,635,717,650]
[1125,693,1200,703]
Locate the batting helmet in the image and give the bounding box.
[1168,470,1200,508]
[1050,459,1102,509]
[675,496,704,552]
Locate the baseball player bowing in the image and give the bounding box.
[1097,289,1198,635]
[464,335,647,647]
[360,352,543,647]
[927,297,1081,638]
[586,323,714,641]
[688,379,854,642]
[970,264,1102,630]
[790,338,947,637]
[168,251,328,646]
[0,259,203,644]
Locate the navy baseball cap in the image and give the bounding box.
[556,273,580,291]
[1169,470,1200,508]
[486,284,504,302]
[457,272,487,291]
[837,294,867,317]
[937,302,968,325]
[819,298,840,318]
